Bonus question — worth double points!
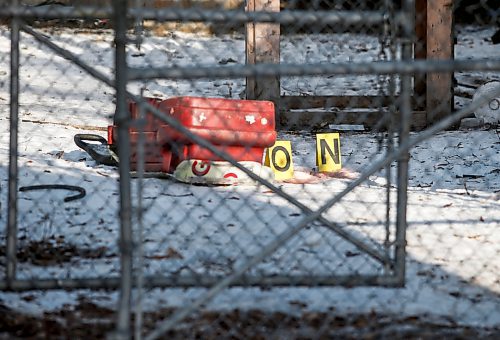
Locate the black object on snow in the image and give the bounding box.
[492,29,500,44]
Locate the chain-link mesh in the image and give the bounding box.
[1,0,499,338]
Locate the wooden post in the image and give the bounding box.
[245,0,280,122]
[414,0,427,111]
[426,0,454,125]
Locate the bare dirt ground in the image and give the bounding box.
[2,301,499,339]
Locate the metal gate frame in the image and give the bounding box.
[3,0,410,290]
[2,0,500,338]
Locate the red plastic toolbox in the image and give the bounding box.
[109,96,276,173]
[108,127,172,173]
[173,144,266,164]
[156,96,276,147]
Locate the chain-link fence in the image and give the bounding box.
[0,0,499,338]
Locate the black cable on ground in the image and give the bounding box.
[19,185,86,202]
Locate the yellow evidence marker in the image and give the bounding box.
[316,133,342,172]
[264,140,294,180]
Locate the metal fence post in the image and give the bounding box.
[113,0,133,338]
[394,0,415,286]
[6,0,20,288]
[134,94,146,340]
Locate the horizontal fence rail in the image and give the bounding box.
[127,59,500,80]
[0,6,394,26]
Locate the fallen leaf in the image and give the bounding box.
[166,247,184,259]
[288,300,308,308]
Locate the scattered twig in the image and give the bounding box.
[96,171,112,177]
[463,180,470,196]
[21,119,107,131]
[159,193,194,198]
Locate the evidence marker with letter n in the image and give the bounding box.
[316,132,342,173]
[264,140,294,180]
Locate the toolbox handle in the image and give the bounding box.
[74,134,118,166]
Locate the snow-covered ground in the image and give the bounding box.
[0,23,499,335]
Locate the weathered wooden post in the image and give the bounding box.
[426,0,454,125]
[245,0,281,123]
[414,0,427,111]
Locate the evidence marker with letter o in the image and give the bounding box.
[264,140,294,180]
[316,133,342,172]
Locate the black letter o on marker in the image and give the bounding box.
[271,146,291,172]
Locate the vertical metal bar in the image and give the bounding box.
[113,0,133,338]
[394,0,414,286]
[133,0,143,50]
[382,0,395,273]
[134,93,146,340]
[6,0,20,286]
